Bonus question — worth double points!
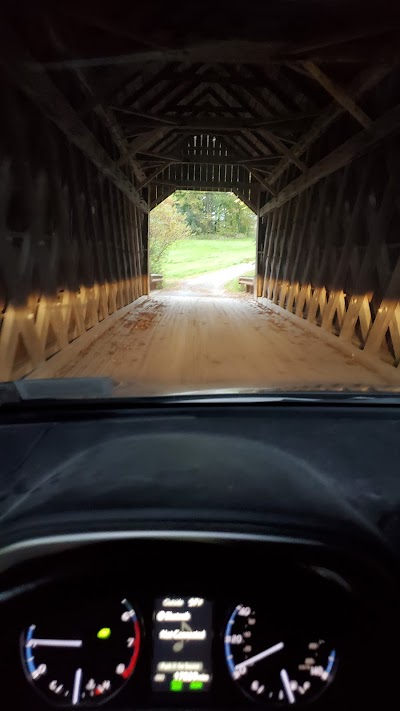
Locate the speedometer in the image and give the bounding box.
[224,604,336,705]
[22,597,141,706]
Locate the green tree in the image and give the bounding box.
[149,197,191,273]
[174,191,256,238]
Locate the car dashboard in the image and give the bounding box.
[0,396,400,710]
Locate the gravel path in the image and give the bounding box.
[159,262,255,296]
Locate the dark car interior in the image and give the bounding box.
[1,394,400,709]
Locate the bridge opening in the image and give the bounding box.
[149,191,256,296]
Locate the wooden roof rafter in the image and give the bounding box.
[115,62,182,108]
[1,20,148,213]
[72,68,147,183]
[259,101,400,216]
[267,63,393,184]
[184,86,276,159]
[301,60,372,128]
[203,79,308,171]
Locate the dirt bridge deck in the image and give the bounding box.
[30,296,394,395]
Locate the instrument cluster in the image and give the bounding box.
[0,537,384,710]
[20,584,342,708]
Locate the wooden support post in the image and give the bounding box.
[278,194,304,308]
[267,207,285,300]
[285,188,314,313]
[295,178,331,318]
[261,208,279,298]
[255,190,268,298]
[141,189,150,295]
[321,158,372,332]
[271,199,295,304]
[306,165,350,324]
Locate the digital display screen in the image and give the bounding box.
[152,596,212,693]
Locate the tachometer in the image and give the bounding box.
[224,604,336,705]
[22,598,141,706]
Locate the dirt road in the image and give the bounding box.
[31,295,389,395]
[159,262,255,296]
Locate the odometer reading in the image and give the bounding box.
[224,604,336,705]
[22,598,141,706]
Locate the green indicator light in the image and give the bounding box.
[97,627,111,640]
[170,680,183,692]
[189,681,204,691]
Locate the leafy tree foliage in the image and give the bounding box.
[149,196,191,273]
[174,191,256,238]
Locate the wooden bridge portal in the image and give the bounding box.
[1,2,400,381]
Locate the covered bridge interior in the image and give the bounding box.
[1,1,400,384]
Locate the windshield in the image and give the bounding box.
[1,5,400,398]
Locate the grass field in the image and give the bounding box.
[161,238,255,282]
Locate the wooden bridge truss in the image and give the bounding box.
[1,2,400,379]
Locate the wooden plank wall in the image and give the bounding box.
[258,140,400,368]
[0,84,148,381]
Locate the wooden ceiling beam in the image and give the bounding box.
[232,188,258,214]
[147,131,189,156]
[245,168,277,196]
[112,107,178,125]
[138,163,173,189]
[302,60,372,128]
[32,22,149,184]
[79,67,143,116]
[73,69,147,182]
[154,103,249,116]
[260,101,400,217]
[223,66,294,121]
[39,36,400,70]
[215,133,279,197]
[155,179,252,189]
[2,26,147,213]
[119,113,317,131]
[259,128,307,171]
[253,64,319,113]
[141,69,296,92]
[115,127,171,167]
[150,186,176,211]
[116,63,179,108]
[211,79,307,170]
[175,84,276,161]
[143,70,210,114]
[137,152,276,166]
[268,64,392,184]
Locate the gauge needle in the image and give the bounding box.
[234,641,284,671]
[72,668,83,706]
[280,668,295,705]
[29,638,83,648]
